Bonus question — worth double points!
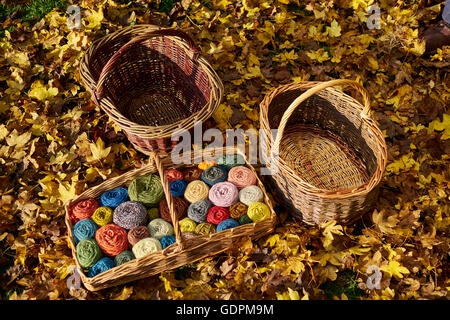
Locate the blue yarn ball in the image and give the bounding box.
[73,219,98,244]
[216,218,239,232]
[88,257,116,277]
[160,235,176,249]
[169,180,187,197]
[201,165,228,187]
[100,187,129,208]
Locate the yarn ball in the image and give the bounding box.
[169,179,187,197]
[147,207,160,221]
[247,202,271,222]
[227,166,257,189]
[91,206,113,227]
[182,167,203,182]
[229,202,248,220]
[207,206,230,225]
[88,257,115,277]
[187,199,212,224]
[73,219,98,244]
[69,199,99,224]
[198,161,216,170]
[179,217,197,233]
[159,196,189,223]
[160,235,176,249]
[184,180,209,203]
[165,169,184,183]
[76,239,102,269]
[208,182,239,207]
[239,185,264,206]
[182,232,197,240]
[239,215,253,225]
[216,218,239,232]
[100,187,129,208]
[132,237,162,258]
[194,223,216,235]
[95,224,128,256]
[113,201,147,230]
[201,165,228,187]
[148,218,174,240]
[216,154,245,170]
[114,250,135,266]
[128,225,151,247]
[128,174,164,207]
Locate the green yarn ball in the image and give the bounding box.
[76,239,102,269]
[114,250,135,266]
[238,215,253,225]
[147,207,160,221]
[216,154,246,170]
[128,174,164,207]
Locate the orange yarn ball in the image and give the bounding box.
[95,224,128,257]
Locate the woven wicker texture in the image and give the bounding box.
[259,79,387,226]
[64,147,277,291]
[80,25,223,154]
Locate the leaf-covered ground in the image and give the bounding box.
[0,0,449,300]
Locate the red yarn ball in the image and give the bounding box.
[207,206,230,225]
[95,224,128,256]
[165,169,184,183]
[69,199,99,224]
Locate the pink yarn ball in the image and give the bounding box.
[208,182,239,207]
[227,166,257,189]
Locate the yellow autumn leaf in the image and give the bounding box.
[380,260,410,279]
[320,220,343,249]
[306,48,330,63]
[28,80,58,101]
[87,137,111,162]
[326,19,342,37]
[428,113,450,140]
[84,7,104,30]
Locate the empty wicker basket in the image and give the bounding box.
[80,25,223,154]
[259,79,387,226]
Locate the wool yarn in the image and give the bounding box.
[179,217,197,233]
[160,235,176,249]
[165,169,184,183]
[201,165,228,187]
[216,218,239,232]
[95,224,128,256]
[132,237,162,258]
[194,223,216,235]
[128,174,164,207]
[238,185,264,206]
[169,180,187,197]
[91,206,113,227]
[128,225,151,247]
[184,180,209,203]
[207,206,230,225]
[159,196,189,223]
[198,160,216,170]
[217,154,245,170]
[227,166,257,189]
[181,232,197,240]
[73,219,98,244]
[70,199,99,224]
[187,199,211,224]
[76,239,102,269]
[148,218,174,240]
[147,207,160,221]
[100,187,129,208]
[238,215,253,225]
[88,257,115,277]
[247,202,271,222]
[182,167,203,182]
[229,202,248,220]
[208,182,239,207]
[113,201,147,230]
[114,250,135,266]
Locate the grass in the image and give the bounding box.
[320,269,365,300]
[0,0,66,24]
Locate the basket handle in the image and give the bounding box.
[92,28,200,103]
[151,152,185,252]
[272,79,371,155]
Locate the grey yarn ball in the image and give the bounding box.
[113,201,147,230]
[187,199,212,224]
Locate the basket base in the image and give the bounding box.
[280,124,369,191]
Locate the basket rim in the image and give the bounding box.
[259,80,388,199]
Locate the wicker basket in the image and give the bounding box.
[65,147,277,291]
[80,25,223,154]
[259,79,387,226]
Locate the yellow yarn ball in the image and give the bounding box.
[195,223,216,235]
[247,202,271,222]
[198,161,216,170]
[179,218,197,233]
[91,206,113,226]
[184,180,209,203]
[147,207,159,221]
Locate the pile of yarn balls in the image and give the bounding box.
[70,154,271,278]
